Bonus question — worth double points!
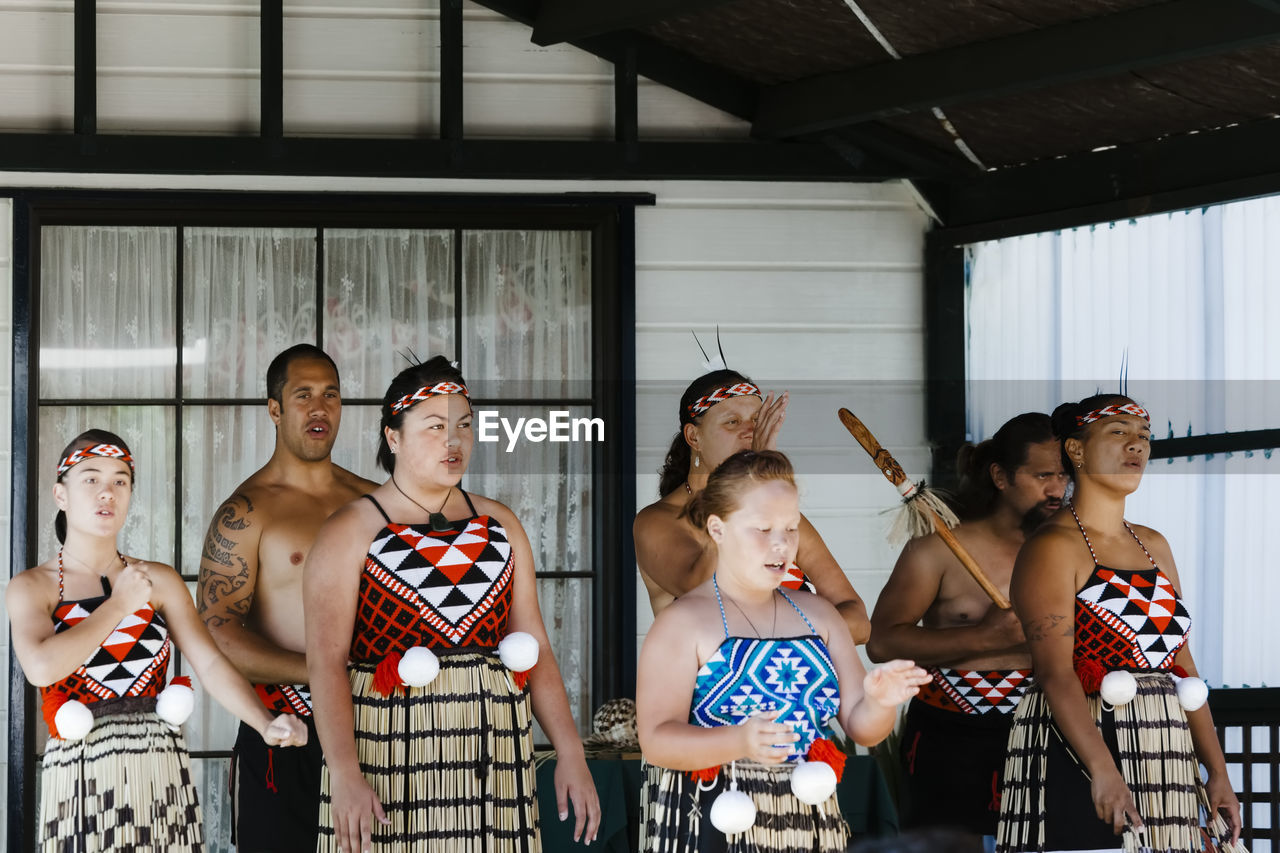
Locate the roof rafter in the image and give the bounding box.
[934,117,1280,242]
[754,0,1280,139]
[469,0,955,179]
[531,0,740,47]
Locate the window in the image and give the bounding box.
[12,193,637,848]
[966,198,1280,690]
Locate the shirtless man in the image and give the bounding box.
[198,344,377,853]
[866,412,1066,844]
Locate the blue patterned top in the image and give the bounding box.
[689,577,842,761]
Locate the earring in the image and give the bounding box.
[693,454,700,468]
[1076,460,1084,468]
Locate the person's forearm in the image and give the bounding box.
[640,722,747,771]
[310,660,361,773]
[836,599,871,645]
[1186,703,1230,779]
[528,657,587,760]
[21,599,134,686]
[842,696,898,746]
[866,623,1007,666]
[1039,670,1117,776]
[207,622,309,685]
[199,652,277,736]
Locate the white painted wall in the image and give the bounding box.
[632,181,929,654]
[0,0,746,139]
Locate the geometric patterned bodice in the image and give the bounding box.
[1075,565,1191,671]
[42,591,171,705]
[350,494,515,662]
[690,579,840,762]
[1070,506,1192,672]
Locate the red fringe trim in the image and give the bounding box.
[685,766,720,784]
[1170,664,1189,678]
[373,653,404,697]
[170,675,192,689]
[513,668,532,691]
[1074,657,1105,693]
[807,738,847,782]
[42,690,70,739]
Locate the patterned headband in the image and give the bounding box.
[390,381,470,414]
[687,382,761,419]
[1075,402,1150,427]
[56,444,135,479]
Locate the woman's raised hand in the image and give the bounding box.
[863,659,930,708]
[751,391,789,451]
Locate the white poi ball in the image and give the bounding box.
[709,786,756,835]
[790,759,838,805]
[1175,675,1209,712]
[55,700,94,740]
[398,646,441,688]
[498,632,540,673]
[155,682,196,727]
[1100,670,1137,706]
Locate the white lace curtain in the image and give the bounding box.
[966,199,1280,688]
[35,224,595,846]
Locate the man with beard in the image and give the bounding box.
[867,413,1065,848]
[198,344,377,853]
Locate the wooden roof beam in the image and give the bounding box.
[530,0,740,47]
[0,134,917,181]
[933,116,1280,242]
[754,0,1280,139]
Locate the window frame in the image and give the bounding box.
[7,188,646,851]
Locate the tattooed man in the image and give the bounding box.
[198,344,376,853]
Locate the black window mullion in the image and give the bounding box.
[10,195,38,853]
[174,226,184,576]
[453,228,463,359]
[316,226,324,348]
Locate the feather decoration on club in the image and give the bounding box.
[838,408,1011,609]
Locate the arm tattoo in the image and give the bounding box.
[1024,613,1073,643]
[198,496,255,627]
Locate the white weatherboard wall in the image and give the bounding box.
[0,0,745,139]
[633,182,929,656]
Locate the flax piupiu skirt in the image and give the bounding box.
[317,650,539,852]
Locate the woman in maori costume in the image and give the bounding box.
[997,395,1243,852]
[637,450,928,852]
[634,369,870,643]
[307,357,600,853]
[7,429,307,852]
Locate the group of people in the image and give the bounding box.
[7,344,1245,853]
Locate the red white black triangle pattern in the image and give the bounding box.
[352,516,515,659]
[923,667,1033,715]
[255,682,313,716]
[1075,566,1191,670]
[49,600,171,703]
